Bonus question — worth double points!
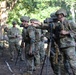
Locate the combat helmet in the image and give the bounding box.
[12,20,17,25]
[55,8,67,17]
[20,16,30,22]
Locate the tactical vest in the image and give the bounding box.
[34,27,40,43]
[58,19,75,48]
[25,26,40,43]
[22,28,30,43]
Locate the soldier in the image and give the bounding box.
[33,10,76,75]
[20,16,30,61]
[29,19,41,69]
[33,16,60,75]
[20,16,37,75]
[30,18,45,66]
[7,20,21,61]
[55,8,76,75]
[39,29,46,64]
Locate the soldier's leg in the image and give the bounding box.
[15,40,22,60]
[26,56,34,75]
[62,50,73,75]
[64,47,76,75]
[9,42,15,61]
[34,51,40,68]
[24,43,35,75]
[34,43,40,68]
[39,41,45,63]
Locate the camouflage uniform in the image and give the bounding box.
[21,16,37,75]
[69,21,76,53]
[39,30,45,63]
[7,21,21,61]
[35,11,76,75]
[34,29,41,66]
[55,8,76,75]
[25,26,35,74]
[30,19,41,68]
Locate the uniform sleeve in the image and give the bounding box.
[70,21,76,31]
[27,27,35,44]
[17,28,21,35]
[69,21,76,38]
[7,29,15,38]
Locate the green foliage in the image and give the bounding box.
[6,0,76,25]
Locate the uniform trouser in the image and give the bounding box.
[61,47,76,75]
[25,54,34,74]
[25,43,35,74]
[39,41,45,63]
[50,47,60,75]
[34,42,40,66]
[9,40,20,60]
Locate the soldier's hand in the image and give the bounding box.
[60,30,69,35]
[29,50,32,55]
[33,21,41,25]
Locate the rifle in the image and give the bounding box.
[40,40,51,75]
[39,23,52,75]
[40,23,57,75]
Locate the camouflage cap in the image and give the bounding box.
[20,16,30,22]
[12,20,17,25]
[30,18,39,22]
[55,8,67,17]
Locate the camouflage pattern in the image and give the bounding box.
[7,25,21,61]
[30,18,45,65]
[61,47,76,75]
[27,25,40,67]
[33,13,76,74]
[37,29,45,64]
[30,19,40,67]
[22,25,40,74]
[68,20,76,40]
[55,9,76,74]
[39,41,45,63]
[58,19,75,48]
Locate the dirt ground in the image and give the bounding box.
[0,47,54,75]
